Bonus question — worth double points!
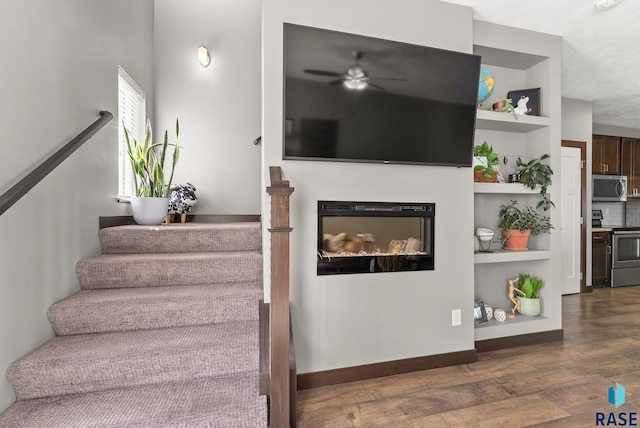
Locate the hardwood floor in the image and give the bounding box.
[296,287,640,427]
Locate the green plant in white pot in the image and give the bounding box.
[512,274,543,316]
[124,119,180,225]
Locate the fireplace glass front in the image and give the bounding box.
[318,201,435,275]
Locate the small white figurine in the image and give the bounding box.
[514,95,531,115]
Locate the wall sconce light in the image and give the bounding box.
[198,45,211,67]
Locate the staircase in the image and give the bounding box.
[0,222,268,427]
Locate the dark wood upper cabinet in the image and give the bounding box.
[621,137,640,197]
[592,134,621,175]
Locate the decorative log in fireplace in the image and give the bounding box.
[317,201,435,275]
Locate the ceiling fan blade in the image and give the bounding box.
[329,79,345,85]
[369,77,408,81]
[304,69,344,77]
[368,82,386,91]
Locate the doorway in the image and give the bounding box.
[561,140,587,293]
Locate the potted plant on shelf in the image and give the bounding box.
[498,200,552,251]
[124,119,180,225]
[491,98,517,118]
[512,154,554,211]
[509,274,543,316]
[473,141,500,183]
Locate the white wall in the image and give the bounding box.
[263,0,476,374]
[153,0,262,214]
[0,0,154,412]
[561,97,593,286]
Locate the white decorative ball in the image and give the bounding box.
[484,305,493,320]
[494,309,507,322]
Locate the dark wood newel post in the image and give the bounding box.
[267,166,294,427]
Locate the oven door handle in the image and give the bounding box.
[613,230,640,235]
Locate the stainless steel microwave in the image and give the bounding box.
[593,175,627,201]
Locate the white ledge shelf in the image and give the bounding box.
[476,110,550,133]
[474,182,540,194]
[474,316,551,341]
[474,248,551,264]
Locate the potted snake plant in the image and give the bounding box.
[124,119,180,225]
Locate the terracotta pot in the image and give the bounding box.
[474,170,498,183]
[502,229,530,251]
[492,101,505,111]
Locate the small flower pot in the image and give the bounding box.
[517,296,541,316]
[474,170,498,183]
[502,229,530,251]
[492,101,505,111]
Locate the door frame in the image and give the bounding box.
[562,140,588,293]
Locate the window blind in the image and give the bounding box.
[118,66,146,199]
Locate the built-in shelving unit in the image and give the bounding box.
[472,21,562,344]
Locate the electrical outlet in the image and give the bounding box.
[452,309,462,326]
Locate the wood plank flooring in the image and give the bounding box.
[296,287,640,427]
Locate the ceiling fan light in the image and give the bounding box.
[595,0,621,10]
[344,79,368,90]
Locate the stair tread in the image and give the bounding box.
[48,283,263,335]
[7,322,259,400]
[99,222,262,254]
[76,251,263,289]
[0,373,266,427]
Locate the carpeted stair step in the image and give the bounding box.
[76,251,262,289]
[99,222,262,254]
[0,373,267,427]
[7,322,258,400]
[48,283,263,335]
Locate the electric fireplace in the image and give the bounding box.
[317,201,435,275]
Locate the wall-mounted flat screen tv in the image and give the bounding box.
[283,23,480,167]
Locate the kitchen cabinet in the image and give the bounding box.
[592,230,611,286]
[592,135,621,175]
[621,137,640,197]
[473,21,561,344]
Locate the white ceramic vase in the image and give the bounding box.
[131,196,169,225]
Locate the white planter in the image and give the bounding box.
[517,296,541,316]
[131,197,169,225]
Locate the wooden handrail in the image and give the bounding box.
[0,111,113,216]
[266,165,294,427]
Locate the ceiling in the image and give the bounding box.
[443,0,640,129]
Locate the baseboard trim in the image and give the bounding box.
[99,214,261,229]
[297,349,478,390]
[475,329,564,353]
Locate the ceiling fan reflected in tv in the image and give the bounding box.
[303,51,407,91]
[283,23,481,167]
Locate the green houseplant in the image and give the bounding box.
[473,141,500,182]
[498,200,552,251]
[124,119,180,224]
[514,274,543,316]
[510,154,554,211]
[491,98,517,118]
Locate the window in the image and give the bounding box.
[118,67,146,199]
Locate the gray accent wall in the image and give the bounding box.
[153,0,262,215]
[262,0,476,375]
[0,0,154,412]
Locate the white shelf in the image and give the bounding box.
[476,110,550,133]
[474,182,539,194]
[474,315,550,341]
[474,248,551,264]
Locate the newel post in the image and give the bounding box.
[267,166,294,427]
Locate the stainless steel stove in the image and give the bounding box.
[611,227,640,287]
